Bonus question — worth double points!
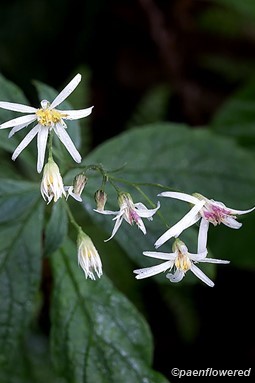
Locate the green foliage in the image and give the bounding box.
[77,123,255,272]
[50,239,168,383]
[0,179,43,366]
[1,67,255,382]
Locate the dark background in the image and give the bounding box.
[1,0,255,380]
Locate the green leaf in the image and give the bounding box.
[44,200,68,255]
[50,239,169,383]
[0,73,30,153]
[0,179,44,366]
[70,123,255,273]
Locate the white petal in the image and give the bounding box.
[135,201,160,219]
[188,250,208,261]
[50,73,81,109]
[12,124,40,160]
[166,269,185,283]
[134,260,173,279]
[190,263,214,287]
[143,251,176,260]
[0,114,37,129]
[158,191,200,205]
[94,209,119,216]
[136,217,146,234]
[104,214,124,242]
[54,122,82,163]
[223,216,242,229]
[154,200,204,248]
[57,107,94,120]
[8,122,29,137]
[197,218,209,253]
[0,101,37,113]
[198,257,230,264]
[224,205,255,215]
[37,126,49,173]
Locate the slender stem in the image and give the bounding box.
[47,130,54,161]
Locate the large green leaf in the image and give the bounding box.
[0,73,30,153]
[68,123,255,273]
[50,239,169,383]
[0,179,44,366]
[44,200,68,256]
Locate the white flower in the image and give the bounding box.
[155,191,255,250]
[0,73,93,172]
[77,231,103,280]
[94,192,160,241]
[40,159,66,204]
[134,238,229,287]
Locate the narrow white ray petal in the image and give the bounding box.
[54,122,82,163]
[188,250,208,261]
[158,191,200,205]
[50,73,81,109]
[93,209,119,216]
[198,258,230,264]
[190,263,214,287]
[135,201,160,218]
[166,269,185,283]
[37,126,49,173]
[223,216,242,229]
[8,122,29,137]
[69,192,82,202]
[134,260,173,279]
[197,218,209,253]
[154,200,204,248]
[0,101,37,113]
[104,214,124,242]
[0,114,36,129]
[143,251,176,260]
[12,124,40,160]
[57,107,93,120]
[136,218,146,234]
[224,205,255,215]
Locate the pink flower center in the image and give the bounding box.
[203,204,232,225]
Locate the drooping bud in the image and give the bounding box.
[94,189,107,211]
[77,230,103,280]
[40,159,66,204]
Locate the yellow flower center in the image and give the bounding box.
[36,108,66,126]
[175,252,191,271]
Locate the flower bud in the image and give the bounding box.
[94,189,107,211]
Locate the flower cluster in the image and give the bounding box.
[0,73,254,286]
[133,191,254,287]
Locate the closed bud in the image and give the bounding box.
[94,189,107,211]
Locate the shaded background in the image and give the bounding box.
[0,0,255,380]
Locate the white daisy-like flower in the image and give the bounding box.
[94,192,160,241]
[77,230,103,280]
[134,238,229,287]
[0,73,93,172]
[40,159,66,204]
[155,191,255,250]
